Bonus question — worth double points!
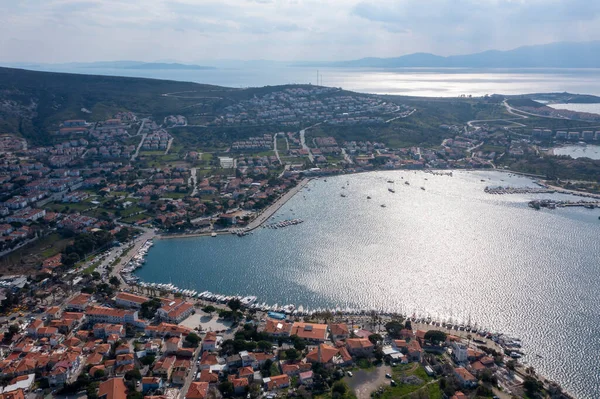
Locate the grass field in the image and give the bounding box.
[0,233,71,274]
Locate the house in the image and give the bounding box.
[329,323,349,341]
[238,366,255,381]
[93,323,125,338]
[407,339,422,362]
[0,389,25,399]
[263,318,293,337]
[172,359,191,384]
[281,363,300,376]
[451,392,468,399]
[86,306,140,326]
[346,338,374,357]
[186,382,209,399]
[290,322,328,342]
[202,332,217,352]
[98,378,128,399]
[198,369,219,384]
[299,370,313,386]
[454,367,478,388]
[237,351,257,369]
[157,299,194,323]
[165,337,181,354]
[199,352,219,370]
[114,292,149,309]
[451,342,468,364]
[231,377,248,394]
[66,293,92,311]
[306,344,342,365]
[145,322,191,338]
[153,356,176,380]
[141,377,163,393]
[265,374,290,391]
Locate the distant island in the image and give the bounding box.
[297,41,600,68]
[77,61,216,70]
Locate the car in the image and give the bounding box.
[390,379,397,387]
[347,371,353,377]
[385,373,392,379]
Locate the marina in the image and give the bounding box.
[133,170,600,397]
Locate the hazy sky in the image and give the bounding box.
[1,0,599,63]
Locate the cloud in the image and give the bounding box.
[0,0,600,62]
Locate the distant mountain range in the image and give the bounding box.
[298,41,600,68]
[4,61,215,71]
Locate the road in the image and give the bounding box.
[246,178,310,230]
[299,129,314,162]
[107,227,156,286]
[165,138,174,155]
[385,108,416,123]
[190,167,198,196]
[131,133,147,161]
[273,133,282,164]
[179,348,201,399]
[341,148,354,164]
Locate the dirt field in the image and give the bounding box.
[346,364,392,399]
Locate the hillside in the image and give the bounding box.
[311,41,600,68]
[0,67,235,144]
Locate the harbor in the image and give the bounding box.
[131,170,600,396]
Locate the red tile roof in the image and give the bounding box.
[186,382,209,399]
[98,378,127,399]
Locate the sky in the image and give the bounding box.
[1,0,600,63]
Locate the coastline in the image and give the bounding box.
[156,177,311,240]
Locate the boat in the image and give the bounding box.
[381,204,386,208]
[421,187,425,190]
[405,181,410,185]
[367,196,371,199]
[387,180,394,183]
[211,232,217,237]
[340,194,346,197]
[388,188,395,193]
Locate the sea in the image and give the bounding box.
[135,170,600,398]
[553,145,600,160]
[13,65,600,97]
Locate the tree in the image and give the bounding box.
[285,348,299,361]
[227,298,241,312]
[261,359,273,377]
[202,305,216,313]
[140,298,162,319]
[385,320,405,338]
[424,330,447,344]
[219,381,234,396]
[524,376,542,396]
[186,332,201,347]
[368,334,383,345]
[109,276,121,287]
[331,381,347,396]
[404,320,412,330]
[140,355,156,366]
[124,368,142,381]
[506,359,516,372]
[93,369,106,379]
[291,335,307,351]
[257,340,272,352]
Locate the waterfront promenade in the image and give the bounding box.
[246,177,310,231]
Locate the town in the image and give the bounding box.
[0,274,566,399]
[0,80,594,399]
